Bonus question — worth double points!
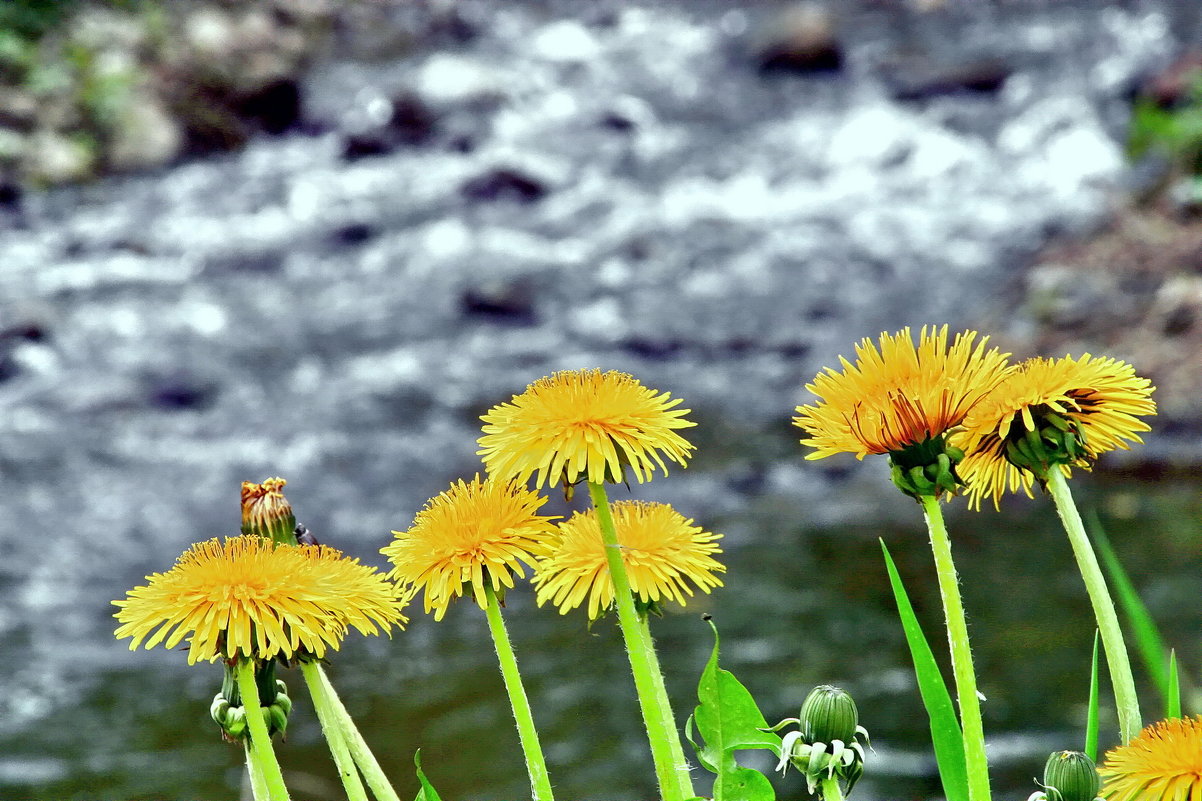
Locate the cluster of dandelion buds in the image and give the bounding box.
[210,678,292,742]
[1027,750,1103,801]
[769,685,869,797]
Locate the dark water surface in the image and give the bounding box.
[2,0,1201,799]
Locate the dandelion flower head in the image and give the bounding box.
[478,369,695,489]
[793,326,1009,460]
[1099,716,1202,801]
[954,354,1155,509]
[114,537,408,664]
[533,501,725,619]
[382,475,558,621]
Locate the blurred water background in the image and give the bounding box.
[2,1,1201,799]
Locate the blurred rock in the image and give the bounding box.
[0,88,39,132]
[108,93,184,172]
[755,3,844,74]
[1138,50,1202,108]
[460,279,538,326]
[341,92,438,160]
[1168,177,1202,219]
[883,56,1010,101]
[460,168,548,204]
[23,131,95,185]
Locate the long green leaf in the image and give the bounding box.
[1086,631,1099,762]
[1089,513,1170,700]
[881,540,969,801]
[687,617,781,801]
[1168,649,1182,719]
[414,750,443,801]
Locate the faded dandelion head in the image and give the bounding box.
[533,501,724,619]
[382,475,559,621]
[114,537,408,664]
[240,477,296,544]
[478,369,696,489]
[953,354,1155,509]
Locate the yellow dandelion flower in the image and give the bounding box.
[533,501,725,619]
[793,326,1010,460]
[382,475,559,621]
[114,537,408,665]
[954,354,1156,509]
[478,369,696,489]
[1100,716,1202,801]
[240,477,296,543]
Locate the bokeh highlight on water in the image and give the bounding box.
[1,1,1200,798]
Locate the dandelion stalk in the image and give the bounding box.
[245,739,269,801]
[300,661,368,801]
[309,662,402,801]
[588,481,694,801]
[820,776,845,801]
[235,659,291,801]
[482,584,556,801]
[920,495,991,801]
[1046,470,1141,742]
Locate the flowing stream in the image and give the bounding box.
[1,1,1200,798]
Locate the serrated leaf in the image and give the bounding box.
[690,617,782,801]
[881,540,969,801]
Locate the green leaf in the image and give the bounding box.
[881,540,969,801]
[1089,514,1171,702]
[1086,631,1099,762]
[414,750,443,801]
[689,617,781,801]
[1168,649,1182,720]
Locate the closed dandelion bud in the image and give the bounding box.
[241,477,297,546]
[225,706,248,739]
[210,693,230,725]
[273,681,292,716]
[801,685,859,745]
[267,704,289,737]
[1041,750,1100,801]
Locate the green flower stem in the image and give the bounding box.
[482,584,556,801]
[820,776,845,801]
[587,481,694,801]
[245,740,269,801]
[300,661,368,801]
[1046,469,1142,743]
[310,662,402,801]
[234,659,291,801]
[634,612,689,779]
[919,495,990,801]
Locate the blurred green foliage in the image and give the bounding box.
[1129,68,1202,177]
[0,0,81,40]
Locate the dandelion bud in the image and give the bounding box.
[1041,750,1100,801]
[801,685,860,745]
[224,706,247,739]
[241,477,297,545]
